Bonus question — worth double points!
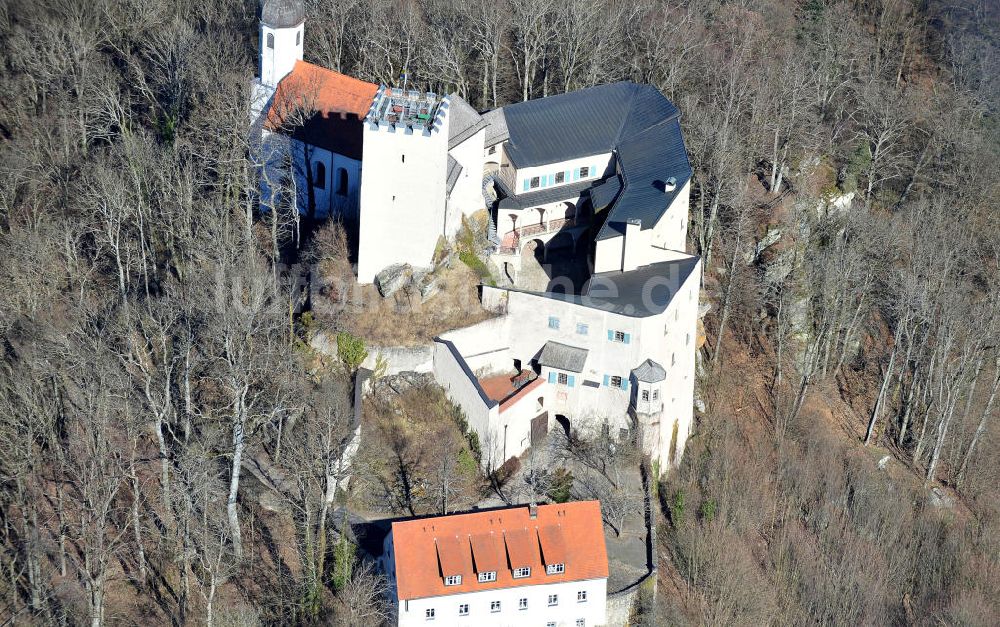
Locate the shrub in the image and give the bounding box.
[336,331,367,373]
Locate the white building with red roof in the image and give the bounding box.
[380,501,609,627]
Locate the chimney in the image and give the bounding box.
[529,501,538,520]
[622,219,643,272]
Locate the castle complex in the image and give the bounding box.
[251,0,701,481]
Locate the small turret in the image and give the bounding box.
[259,0,304,87]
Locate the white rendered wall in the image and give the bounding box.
[357,102,451,283]
[292,141,362,220]
[432,339,501,459]
[649,179,691,253]
[447,128,487,229]
[259,22,303,88]
[638,257,701,468]
[515,153,614,194]
[594,236,624,274]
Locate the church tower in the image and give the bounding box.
[259,0,304,88]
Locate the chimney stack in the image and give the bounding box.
[529,501,538,520]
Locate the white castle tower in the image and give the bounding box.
[259,0,304,88]
[357,88,451,283]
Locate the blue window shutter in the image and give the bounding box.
[548,372,556,384]
[523,179,529,191]
[603,374,610,387]
[549,174,555,185]
[622,378,629,391]
[623,333,631,344]
[573,168,579,181]
[568,375,575,387]
[607,330,614,341]
[566,170,571,182]
[592,164,597,177]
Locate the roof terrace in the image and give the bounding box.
[368,86,444,131]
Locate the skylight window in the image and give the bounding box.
[478,571,497,583]
[444,575,461,586]
[546,563,565,575]
[513,566,531,578]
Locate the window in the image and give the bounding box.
[336,167,348,195]
[555,171,565,184]
[641,389,649,401]
[402,154,406,163]
[686,332,691,346]
[578,590,588,602]
[296,30,301,45]
[577,620,586,627]
[458,604,469,616]
[610,375,623,389]
[548,316,560,330]
[576,322,589,335]
[579,166,590,178]
[425,608,435,620]
[478,571,496,583]
[518,597,528,610]
[557,372,568,385]
[530,176,540,189]
[266,33,274,48]
[547,562,565,574]
[652,389,659,401]
[490,600,501,613]
[547,594,559,606]
[613,330,626,343]
[444,575,462,586]
[488,145,497,154]
[513,566,531,578]
[548,623,557,627]
[672,353,676,366]
[314,162,326,189]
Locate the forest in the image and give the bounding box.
[0,0,997,625]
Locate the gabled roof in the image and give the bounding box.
[484,82,692,240]
[633,359,666,383]
[446,155,462,195]
[501,255,700,318]
[448,94,486,149]
[389,501,608,601]
[538,341,589,373]
[266,61,378,159]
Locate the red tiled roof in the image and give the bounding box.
[264,61,378,160]
[390,501,609,601]
[266,60,377,128]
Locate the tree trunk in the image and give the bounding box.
[227,415,246,559]
[956,360,999,487]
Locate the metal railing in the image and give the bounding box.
[496,217,579,255]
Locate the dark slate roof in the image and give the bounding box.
[497,180,592,210]
[538,341,589,373]
[261,0,304,27]
[596,118,691,241]
[446,155,462,195]
[590,176,622,211]
[482,108,509,146]
[448,95,486,150]
[505,255,700,318]
[491,82,691,241]
[632,359,666,383]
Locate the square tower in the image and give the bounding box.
[357,88,451,283]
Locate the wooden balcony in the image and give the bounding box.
[497,217,580,255]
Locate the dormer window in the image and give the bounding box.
[546,563,565,575]
[478,571,497,583]
[513,566,530,578]
[444,575,462,586]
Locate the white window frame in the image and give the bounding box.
[547,593,559,606]
[610,375,623,389]
[576,322,589,335]
[576,620,586,627]
[444,575,461,586]
[546,563,565,575]
[490,600,501,613]
[518,597,528,610]
[652,389,659,401]
[425,608,435,620]
[530,176,540,189]
[458,604,469,616]
[613,330,626,342]
[641,389,649,401]
[548,316,560,330]
[578,590,588,602]
[478,571,497,583]
[557,372,569,385]
[513,566,531,578]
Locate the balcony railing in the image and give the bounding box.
[497,217,580,254]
